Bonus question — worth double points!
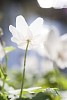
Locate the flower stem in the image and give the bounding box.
[0,41,8,91]
[0,64,6,91]
[2,74,6,92]
[19,40,29,98]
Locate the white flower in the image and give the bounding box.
[34,26,50,57]
[44,27,67,68]
[44,27,60,60]
[9,15,44,50]
[55,34,67,68]
[60,91,67,100]
[37,0,67,8]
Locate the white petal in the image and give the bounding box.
[9,25,19,38]
[60,34,67,49]
[44,27,60,59]
[16,15,28,34]
[9,25,25,43]
[55,58,67,69]
[11,37,21,44]
[18,40,39,50]
[29,17,43,34]
[37,0,53,8]
[18,42,30,50]
[16,15,32,40]
[60,34,67,41]
[37,0,67,8]
[54,34,67,68]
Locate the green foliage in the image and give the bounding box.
[9,69,67,91]
[0,49,66,100]
[0,86,60,100]
[4,46,15,53]
[0,65,9,82]
[43,70,67,90]
[8,72,23,89]
[15,88,60,100]
[0,92,8,100]
[16,98,31,100]
[0,67,4,79]
[32,92,52,100]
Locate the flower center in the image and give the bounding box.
[26,39,30,43]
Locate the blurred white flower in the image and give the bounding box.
[40,59,54,75]
[60,91,67,100]
[4,83,14,92]
[37,0,53,8]
[37,0,67,8]
[44,27,67,68]
[34,26,50,57]
[9,15,44,50]
[0,79,14,92]
[55,34,67,68]
[21,55,39,76]
[0,43,5,61]
[44,27,60,60]
[21,54,54,77]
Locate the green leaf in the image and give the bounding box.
[0,92,8,100]
[45,88,59,96]
[23,87,42,93]
[0,67,4,79]
[32,92,52,100]
[16,98,31,100]
[4,46,15,53]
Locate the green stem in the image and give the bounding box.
[0,39,8,91]
[0,64,4,75]
[0,64,6,91]
[2,75,6,92]
[19,40,29,98]
[0,38,8,70]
